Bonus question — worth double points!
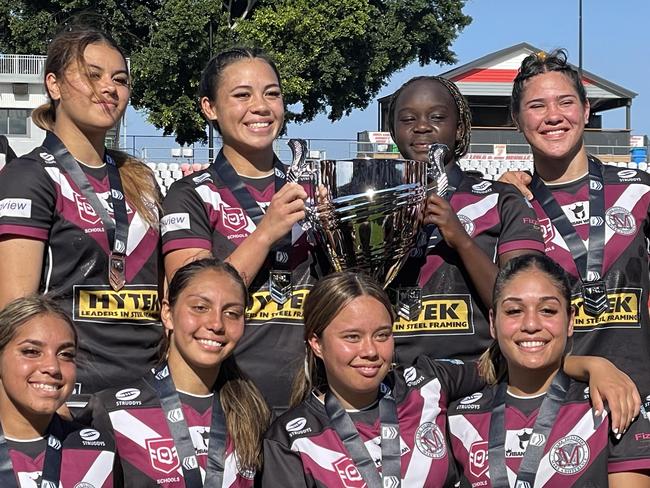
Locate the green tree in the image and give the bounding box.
[0,0,471,144]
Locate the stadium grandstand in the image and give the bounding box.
[1,42,648,194]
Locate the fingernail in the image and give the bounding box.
[616,433,622,440]
[593,410,600,417]
[613,427,619,434]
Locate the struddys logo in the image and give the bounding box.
[332,456,364,488]
[221,205,248,233]
[549,435,590,475]
[605,206,637,236]
[469,441,489,478]
[415,422,447,459]
[146,437,180,474]
[571,289,640,330]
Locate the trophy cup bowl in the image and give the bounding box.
[306,158,428,288]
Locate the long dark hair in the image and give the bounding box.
[163,258,269,471]
[32,26,160,227]
[290,271,395,406]
[478,254,572,384]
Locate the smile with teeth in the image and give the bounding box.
[247,122,271,128]
[517,340,547,349]
[197,338,224,348]
[30,383,59,391]
[542,129,567,135]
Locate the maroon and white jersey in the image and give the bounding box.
[530,162,650,393]
[447,379,641,487]
[262,356,484,488]
[0,141,163,396]
[7,416,115,487]
[161,166,323,413]
[84,375,254,487]
[394,172,544,365]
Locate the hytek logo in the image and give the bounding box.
[221,205,248,232]
[393,296,472,335]
[605,206,637,236]
[457,392,482,410]
[469,441,489,478]
[247,288,310,324]
[549,435,589,475]
[146,438,180,474]
[472,181,492,194]
[333,456,364,488]
[74,286,160,323]
[161,212,191,235]
[571,291,640,330]
[415,422,447,458]
[0,198,31,218]
[115,388,142,406]
[285,417,311,437]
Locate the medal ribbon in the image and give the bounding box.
[0,414,65,488]
[488,370,571,488]
[43,132,129,291]
[530,157,608,313]
[324,384,402,488]
[143,362,227,488]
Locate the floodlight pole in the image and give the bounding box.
[578,0,583,77]
[208,21,214,163]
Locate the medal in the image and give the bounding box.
[582,280,610,316]
[269,270,292,304]
[396,287,422,321]
[109,253,126,291]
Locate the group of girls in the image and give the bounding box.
[0,21,648,487]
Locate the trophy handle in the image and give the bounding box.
[287,138,309,183]
[427,143,450,197]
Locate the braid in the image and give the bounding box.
[388,75,472,159]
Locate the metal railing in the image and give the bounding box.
[0,55,46,75]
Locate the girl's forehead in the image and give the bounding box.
[397,79,455,108]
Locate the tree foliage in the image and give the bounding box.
[0,0,471,144]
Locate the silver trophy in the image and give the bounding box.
[286,140,450,289]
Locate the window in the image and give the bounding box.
[0,109,31,136]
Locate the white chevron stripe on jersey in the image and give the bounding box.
[81,450,115,487]
[45,166,112,216]
[291,436,346,471]
[195,185,256,234]
[535,408,607,486]
[458,193,499,221]
[448,414,483,452]
[126,209,151,255]
[109,409,183,476]
[403,379,443,486]
[604,183,650,245]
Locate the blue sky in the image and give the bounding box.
[126,0,650,150]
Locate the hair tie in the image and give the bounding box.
[536,51,547,61]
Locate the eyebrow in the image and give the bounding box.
[501,296,562,303]
[87,63,129,76]
[229,83,280,91]
[525,94,578,104]
[17,339,76,348]
[185,294,244,307]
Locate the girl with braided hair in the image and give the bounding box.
[389,76,545,364]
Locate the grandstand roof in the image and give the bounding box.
[379,42,636,115]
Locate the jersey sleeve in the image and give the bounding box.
[161,178,214,254]
[495,183,545,255]
[0,157,56,240]
[414,356,486,401]
[261,437,313,488]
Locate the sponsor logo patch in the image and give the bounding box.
[538,217,555,244]
[393,295,473,336]
[469,441,489,478]
[80,429,101,441]
[458,214,475,236]
[73,285,160,323]
[605,206,637,236]
[571,290,640,330]
[0,198,31,218]
[146,437,180,474]
[115,388,141,401]
[549,435,589,475]
[221,205,247,232]
[472,181,492,193]
[161,212,191,235]
[333,456,364,488]
[247,287,311,324]
[415,422,447,458]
